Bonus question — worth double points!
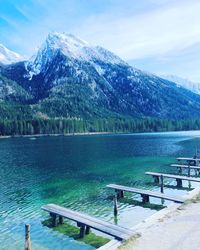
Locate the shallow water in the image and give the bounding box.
[1,131,200,249]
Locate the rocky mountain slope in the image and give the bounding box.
[1,32,200,120]
[161,75,200,95]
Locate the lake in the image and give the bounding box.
[1,131,200,249]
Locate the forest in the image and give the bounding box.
[0,118,200,136]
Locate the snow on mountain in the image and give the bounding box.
[4,31,200,120]
[161,75,200,95]
[26,32,126,79]
[0,44,23,64]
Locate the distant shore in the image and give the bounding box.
[0,132,111,139]
[0,135,12,139]
[1,130,200,139]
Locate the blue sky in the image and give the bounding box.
[0,0,200,81]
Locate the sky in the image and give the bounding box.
[0,0,200,81]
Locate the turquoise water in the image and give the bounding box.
[1,131,200,249]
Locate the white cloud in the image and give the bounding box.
[5,0,200,61]
[1,0,200,80]
[75,0,200,60]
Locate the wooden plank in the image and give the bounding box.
[145,171,200,182]
[176,157,200,162]
[107,184,184,203]
[25,224,31,250]
[170,164,200,170]
[42,204,133,240]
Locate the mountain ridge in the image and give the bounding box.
[0,44,23,64]
[1,32,200,121]
[161,74,200,95]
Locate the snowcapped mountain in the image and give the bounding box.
[0,44,23,64]
[161,75,200,95]
[2,32,200,120]
[26,32,126,79]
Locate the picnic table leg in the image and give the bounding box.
[59,216,64,224]
[188,165,191,177]
[153,176,159,184]
[160,175,164,193]
[79,224,86,238]
[141,194,149,203]
[177,167,182,174]
[50,213,57,227]
[85,226,90,235]
[115,190,124,199]
[176,178,182,187]
[114,195,118,216]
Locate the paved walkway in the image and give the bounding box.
[120,201,200,250]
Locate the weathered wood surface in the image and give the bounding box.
[25,224,31,250]
[107,184,184,203]
[42,204,133,240]
[145,171,200,182]
[170,164,200,170]
[176,157,200,162]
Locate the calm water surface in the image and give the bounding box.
[1,131,200,249]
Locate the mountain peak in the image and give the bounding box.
[47,32,88,48]
[0,44,23,64]
[43,32,89,60]
[41,32,126,65]
[27,32,126,79]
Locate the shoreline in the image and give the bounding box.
[100,187,200,250]
[0,132,112,139]
[1,129,200,139]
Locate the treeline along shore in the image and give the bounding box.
[1,118,200,136]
